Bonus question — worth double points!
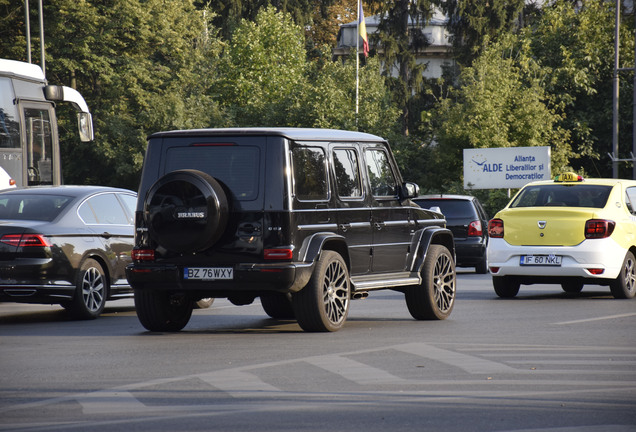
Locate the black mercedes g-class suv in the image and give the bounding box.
[126,128,455,332]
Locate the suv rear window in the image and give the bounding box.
[417,199,475,217]
[510,184,612,208]
[165,146,260,200]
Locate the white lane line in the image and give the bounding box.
[199,370,280,397]
[80,390,150,414]
[304,355,409,385]
[554,312,636,325]
[395,343,519,374]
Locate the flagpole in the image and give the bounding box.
[356,0,360,128]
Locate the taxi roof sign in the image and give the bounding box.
[554,172,583,182]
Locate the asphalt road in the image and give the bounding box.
[1,270,635,432]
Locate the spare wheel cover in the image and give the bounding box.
[145,169,228,253]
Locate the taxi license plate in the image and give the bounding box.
[184,267,233,280]
[520,255,562,266]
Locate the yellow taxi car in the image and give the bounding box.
[487,173,636,299]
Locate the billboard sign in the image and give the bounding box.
[463,146,551,189]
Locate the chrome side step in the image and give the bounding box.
[351,272,421,291]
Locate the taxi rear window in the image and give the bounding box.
[510,185,612,209]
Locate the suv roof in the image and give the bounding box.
[149,127,385,142]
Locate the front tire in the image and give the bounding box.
[561,281,584,294]
[610,251,636,299]
[65,258,107,320]
[493,276,520,298]
[292,250,350,332]
[405,244,456,320]
[135,289,194,331]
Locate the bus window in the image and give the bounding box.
[0,78,19,148]
[24,107,54,185]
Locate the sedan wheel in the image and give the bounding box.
[65,258,107,320]
[610,251,636,299]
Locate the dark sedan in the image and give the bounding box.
[414,194,489,273]
[0,186,137,319]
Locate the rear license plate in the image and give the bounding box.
[520,255,562,266]
[184,267,233,280]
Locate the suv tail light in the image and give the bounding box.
[0,234,51,247]
[584,219,615,239]
[467,220,483,236]
[488,219,504,238]
[264,249,293,260]
[132,249,156,261]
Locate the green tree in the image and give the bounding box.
[439,0,525,66]
[428,35,573,192]
[366,0,436,136]
[525,0,634,178]
[1,0,225,190]
[217,6,307,126]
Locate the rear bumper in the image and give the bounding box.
[126,261,316,294]
[454,237,487,266]
[487,237,625,280]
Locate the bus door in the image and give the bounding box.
[19,102,61,186]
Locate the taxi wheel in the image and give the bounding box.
[493,276,520,298]
[561,281,584,294]
[610,251,636,299]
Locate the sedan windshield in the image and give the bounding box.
[0,194,72,221]
[510,184,612,209]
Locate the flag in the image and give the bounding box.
[358,1,369,57]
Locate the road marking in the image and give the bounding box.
[199,370,280,397]
[554,312,636,325]
[395,342,519,374]
[305,355,408,385]
[80,390,150,414]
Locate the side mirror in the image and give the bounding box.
[400,181,419,199]
[78,112,94,142]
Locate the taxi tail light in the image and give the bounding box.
[132,249,155,261]
[587,268,605,275]
[584,219,615,239]
[467,220,483,236]
[488,219,504,238]
[0,233,51,247]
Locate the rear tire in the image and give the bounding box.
[561,281,584,294]
[65,259,107,320]
[475,256,488,274]
[610,251,636,299]
[261,292,295,319]
[292,251,350,332]
[405,244,456,320]
[135,289,194,331]
[493,276,520,298]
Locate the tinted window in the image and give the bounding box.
[333,148,362,198]
[0,78,19,148]
[24,107,54,185]
[79,193,130,225]
[365,148,396,197]
[0,194,71,221]
[415,199,476,218]
[118,193,137,223]
[166,146,260,200]
[626,187,636,215]
[293,146,328,201]
[510,184,612,208]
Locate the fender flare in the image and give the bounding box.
[408,226,455,274]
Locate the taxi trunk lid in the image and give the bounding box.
[502,207,598,246]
